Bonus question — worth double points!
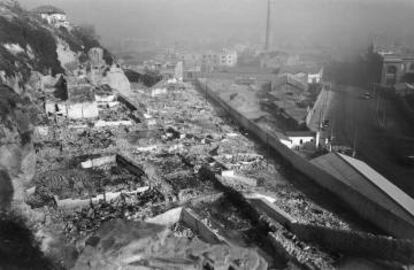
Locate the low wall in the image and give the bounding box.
[290,223,414,264]
[195,78,414,239]
[179,208,222,244]
[81,155,116,168]
[116,154,145,177]
[117,93,137,111]
[117,94,144,123]
[198,166,337,268]
[250,196,414,263]
[57,186,149,209]
[268,232,334,270]
[249,198,297,227]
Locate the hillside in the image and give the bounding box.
[0,2,117,268]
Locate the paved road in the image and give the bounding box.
[323,85,414,198]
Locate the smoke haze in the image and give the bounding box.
[17,0,414,53]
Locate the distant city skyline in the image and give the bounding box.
[17,0,414,53]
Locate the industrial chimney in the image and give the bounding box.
[264,0,272,51]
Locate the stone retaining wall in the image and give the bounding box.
[179,208,222,244]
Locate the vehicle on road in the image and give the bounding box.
[362,92,373,100]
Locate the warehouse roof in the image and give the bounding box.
[311,152,414,222]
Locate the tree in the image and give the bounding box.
[77,24,100,41]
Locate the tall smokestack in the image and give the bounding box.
[264,0,272,51]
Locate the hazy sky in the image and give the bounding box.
[16,0,414,52]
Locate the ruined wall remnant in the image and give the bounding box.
[88,47,104,67]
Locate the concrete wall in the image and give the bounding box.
[57,186,149,210]
[81,155,116,169]
[117,94,138,112]
[179,208,223,244]
[250,196,414,263]
[196,78,414,239]
[290,223,414,264]
[116,154,145,177]
[249,198,296,227]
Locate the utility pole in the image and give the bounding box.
[352,127,358,158]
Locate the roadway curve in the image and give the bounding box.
[324,85,414,198]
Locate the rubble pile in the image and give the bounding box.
[97,102,131,122]
[194,196,252,232]
[29,79,361,268]
[62,189,165,237]
[271,187,351,229]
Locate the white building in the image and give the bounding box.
[218,49,238,67]
[280,65,324,84]
[32,5,69,28]
[307,67,324,84]
[278,131,315,149]
[201,49,238,71]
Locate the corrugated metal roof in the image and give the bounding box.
[311,152,414,223]
[339,153,414,218]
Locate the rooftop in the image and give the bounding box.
[311,152,414,222]
[285,131,315,137]
[32,5,65,15]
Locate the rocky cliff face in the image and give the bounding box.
[0,85,37,209]
[0,1,133,268]
[0,0,113,92]
[0,0,117,209]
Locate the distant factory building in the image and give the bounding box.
[218,49,238,67]
[32,5,69,28]
[380,53,414,86]
[280,65,324,84]
[201,49,238,71]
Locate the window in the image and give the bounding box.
[410,63,414,71]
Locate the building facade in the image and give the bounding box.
[201,49,238,72]
[380,54,414,86]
